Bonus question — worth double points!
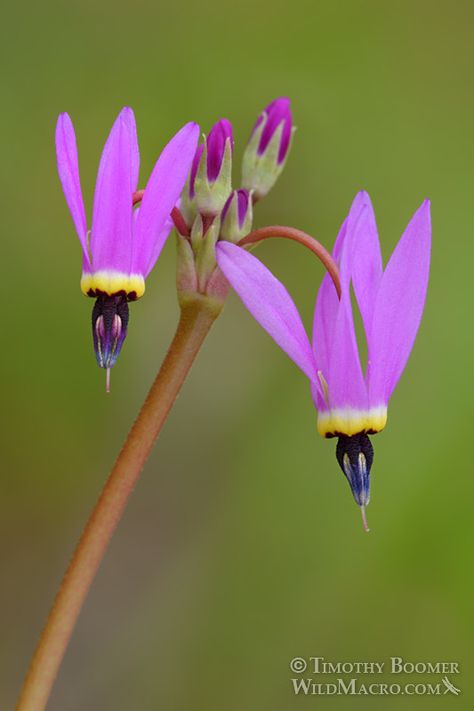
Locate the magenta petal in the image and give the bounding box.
[326,293,368,410]
[312,192,366,375]
[206,119,233,181]
[216,242,318,382]
[90,108,136,273]
[142,215,174,279]
[337,192,372,288]
[121,107,140,192]
[327,292,369,411]
[189,144,204,197]
[350,192,383,334]
[55,113,90,269]
[312,217,347,377]
[313,196,369,412]
[258,97,293,164]
[368,200,431,405]
[133,122,199,277]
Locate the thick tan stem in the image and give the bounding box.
[16,299,219,711]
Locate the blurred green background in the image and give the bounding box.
[1,0,473,708]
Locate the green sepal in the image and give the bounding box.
[220,191,253,243]
[193,137,233,216]
[242,121,295,199]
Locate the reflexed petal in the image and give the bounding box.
[313,194,371,412]
[327,293,368,411]
[121,107,140,192]
[55,113,90,268]
[312,192,365,376]
[312,217,347,376]
[368,200,431,405]
[338,192,371,288]
[216,242,318,382]
[143,215,174,278]
[90,108,136,273]
[310,380,327,413]
[350,192,383,334]
[132,122,199,277]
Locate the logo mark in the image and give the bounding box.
[442,676,461,695]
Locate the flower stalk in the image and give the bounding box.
[16,297,221,711]
[239,225,341,298]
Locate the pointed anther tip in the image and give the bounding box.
[360,505,370,533]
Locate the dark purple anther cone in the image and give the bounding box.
[92,294,129,369]
[336,433,373,507]
[257,97,292,164]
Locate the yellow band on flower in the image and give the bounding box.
[81,271,145,299]
[317,406,388,438]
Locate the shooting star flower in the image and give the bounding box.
[55,108,199,385]
[216,192,431,527]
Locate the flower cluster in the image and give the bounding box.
[56,100,431,524]
[175,98,293,303]
[56,99,292,380]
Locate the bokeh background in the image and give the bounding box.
[1,0,473,708]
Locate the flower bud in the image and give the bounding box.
[190,119,233,216]
[242,97,294,200]
[220,189,253,243]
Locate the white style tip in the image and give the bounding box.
[360,505,370,533]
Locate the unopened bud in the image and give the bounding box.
[220,189,253,243]
[190,119,233,216]
[242,97,294,200]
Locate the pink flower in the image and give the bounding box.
[56,107,199,372]
[216,192,431,518]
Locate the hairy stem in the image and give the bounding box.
[16,298,220,711]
